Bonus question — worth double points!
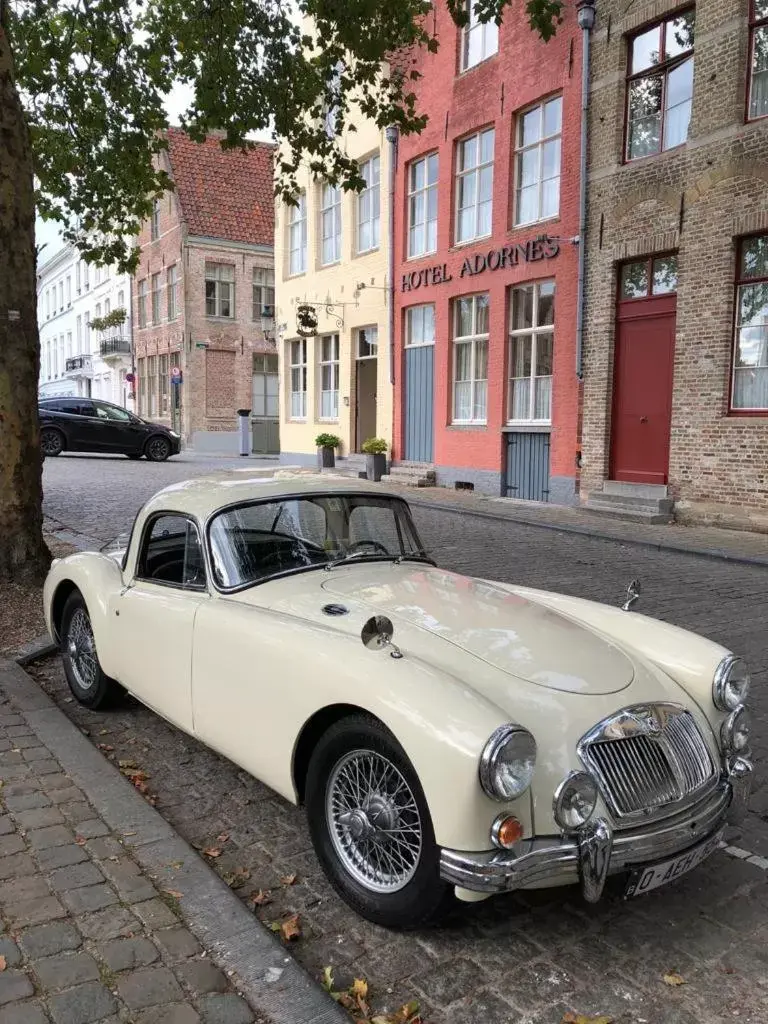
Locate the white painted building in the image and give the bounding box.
[37,244,134,409]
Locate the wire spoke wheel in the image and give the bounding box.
[66,608,98,692]
[326,749,422,893]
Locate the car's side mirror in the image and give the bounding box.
[361,616,403,659]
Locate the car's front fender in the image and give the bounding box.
[44,553,125,678]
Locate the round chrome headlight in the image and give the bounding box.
[721,705,751,753]
[479,726,536,801]
[714,655,750,711]
[553,771,598,831]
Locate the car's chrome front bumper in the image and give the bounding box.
[440,757,752,901]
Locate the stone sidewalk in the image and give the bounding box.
[0,658,345,1024]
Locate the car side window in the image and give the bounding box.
[94,403,131,421]
[76,402,97,417]
[138,515,207,590]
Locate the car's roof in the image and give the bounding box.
[140,469,401,521]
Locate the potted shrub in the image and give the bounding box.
[361,437,388,482]
[315,432,341,469]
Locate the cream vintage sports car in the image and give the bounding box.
[43,471,753,928]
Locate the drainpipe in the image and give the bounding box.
[385,125,399,388]
[575,0,596,380]
[128,274,136,412]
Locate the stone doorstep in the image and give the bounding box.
[0,656,348,1024]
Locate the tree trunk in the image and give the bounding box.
[0,12,49,582]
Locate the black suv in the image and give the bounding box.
[39,398,181,462]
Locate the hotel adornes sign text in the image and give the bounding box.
[401,238,560,292]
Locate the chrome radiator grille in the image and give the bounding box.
[580,705,717,820]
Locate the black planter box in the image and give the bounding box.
[318,446,335,469]
[366,452,387,482]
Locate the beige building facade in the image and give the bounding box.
[276,120,394,467]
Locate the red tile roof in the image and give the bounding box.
[165,128,275,247]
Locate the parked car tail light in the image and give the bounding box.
[713,656,750,712]
[721,706,750,753]
[479,726,536,801]
[553,771,598,831]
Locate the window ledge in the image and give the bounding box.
[206,315,237,322]
[406,250,438,263]
[510,214,561,233]
[458,53,498,76]
[726,410,768,419]
[354,247,380,258]
[503,422,552,432]
[450,233,493,252]
[449,422,487,430]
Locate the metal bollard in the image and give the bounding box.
[237,409,251,457]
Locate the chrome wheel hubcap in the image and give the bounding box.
[66,608,98,691]
[326,749,422,893]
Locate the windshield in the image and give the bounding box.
[208,493,427,589]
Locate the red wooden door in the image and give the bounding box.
[610,294,676,484]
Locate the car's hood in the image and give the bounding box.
[320,564,634,696]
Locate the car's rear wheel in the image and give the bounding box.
[60,592,121,710]
[145,436,171,462]
[306,714,450,929]
[41,428,64,457]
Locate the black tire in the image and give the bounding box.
[60,591,122,710]
[41,427,64,457]
[145,435,171,462]
[126,453,143,460]
[305,714,451,929]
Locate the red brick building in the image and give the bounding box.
[133,129,277,452]
[391,2,583,502]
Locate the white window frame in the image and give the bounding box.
[356,325,378,360]
[405,304,436,347]
[288,338,307,420]
[66,276,71,307]
[452,293,489,424]
[318,333,340,421]
[320,184,342,266]
[166,266,177,321]
[507,280,555,425]
[460,0,499,72]
[59,281,64,311]
[357,155,381,254]
[76,315,82,353]
[205,262,235,319]
[137,280,147,328]
[151,198,161,241]
[288,194,307,276]
[151,272,161,325]
[455,128,494,245]
[515,95,563,226]
[408,153,439,259]
[252,267,275,320]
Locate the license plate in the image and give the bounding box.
[624,829,723,898]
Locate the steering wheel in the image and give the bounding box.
[347,539,389,556]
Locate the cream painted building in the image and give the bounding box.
[276,119,394,466]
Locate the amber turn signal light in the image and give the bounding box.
[491,814,523,849]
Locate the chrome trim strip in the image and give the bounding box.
[440,778,738,895]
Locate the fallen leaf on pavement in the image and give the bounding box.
[351,978,368,1000]
[97,743,114,752]
[162,889,183,899]
[203,847,222,858]
[250,889,272,906]
[216,832,230,844]
[279,914,301,941]
[561,1014,613,1024]
[118,759,138,769]
[280,873,297,886]
[321,966,334,992]
[663,971,686,987]
[75,835,86,846]
[0,955,6,971]
[98,728,110,735]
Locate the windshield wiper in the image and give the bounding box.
[392,552,437,567]
[324,551,391,572]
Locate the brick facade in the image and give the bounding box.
[132,132,276,450]
[392,3,582,501]
[582,0,768,529]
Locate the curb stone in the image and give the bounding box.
[0,655,347,1024]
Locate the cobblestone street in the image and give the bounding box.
[33,453,768,1022]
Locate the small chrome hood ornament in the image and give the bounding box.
[622,579,641,612]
